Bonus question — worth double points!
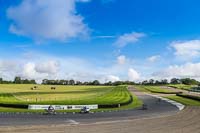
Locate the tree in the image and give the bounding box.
[161,79,168,84]
[14,77,21,84]
[180,78,199,85]
[149,79,154,85]
[92,80,100,85]
[142,80,148,85]
[0,78,2,84]
[104,81,113,86]
[23,79,29,84]
[170,78,180,84]
[155,80,160,85]
[76,81,82,85]
[42,79,48,84]
[69,79,75,85]
[30,80,36,84]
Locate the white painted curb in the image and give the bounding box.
[147,94,185,110]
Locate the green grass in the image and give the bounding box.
[167,84,194,91]
[165,95,200,106]
[0,94,143,113]
[0,84,132,105]
[134,85,176,94]
[92,93,142,112]
[0,84,141,112]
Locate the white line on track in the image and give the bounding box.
[67,119,80,125]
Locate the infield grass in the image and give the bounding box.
[0,84,141,112]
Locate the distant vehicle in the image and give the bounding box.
[44,105,56,115]
[80,106,90,114]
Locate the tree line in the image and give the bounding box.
[0,77,36,84]
[140,78,200,85]
[0,77,199,86]
[42,79,135,86]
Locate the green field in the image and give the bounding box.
[167,84,194,90]
[134,85,176,94]
[0,84,142,112]
[135,85,200,106]
[0,84,133,105]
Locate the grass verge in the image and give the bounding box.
[134,85,177,94]
[165,95,200,106]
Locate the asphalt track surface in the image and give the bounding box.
[1,86,200,133]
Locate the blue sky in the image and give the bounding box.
[1,0,200,82]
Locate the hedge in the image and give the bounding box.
[0,103,28,109]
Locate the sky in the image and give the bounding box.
[1,0,200,83]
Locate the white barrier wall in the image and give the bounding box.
[28,105,98,110]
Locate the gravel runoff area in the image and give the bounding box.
[0,86,199,133]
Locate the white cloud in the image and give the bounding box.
[117,55,126,65]
[21,63,42,79]
[147,55,160,63]
[0,60,18,71]
[35,61,59,74]
[0,60,21,80]
[0,53,144,83]
[128,68,140,81]
[171,40,200,60]
[152,62,200,80]
[105,75,120,82]
[114,32,145,47]
[7,0,89,41]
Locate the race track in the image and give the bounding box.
[0,86,199,133]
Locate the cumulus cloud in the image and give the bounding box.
[114,32,145,47]
[0,60,18,71]
[117,55,126,65]
[7,0,89,41]
[171,40,200,60]
[0,60,21,80]
[20,61,60,81]
[35,61,59,74]
[147,55,160,63]
[128,68,140,81]
[152,62,200,80]
[105,75,120,82]
[0,52,144,83]
[21,63,42,79]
